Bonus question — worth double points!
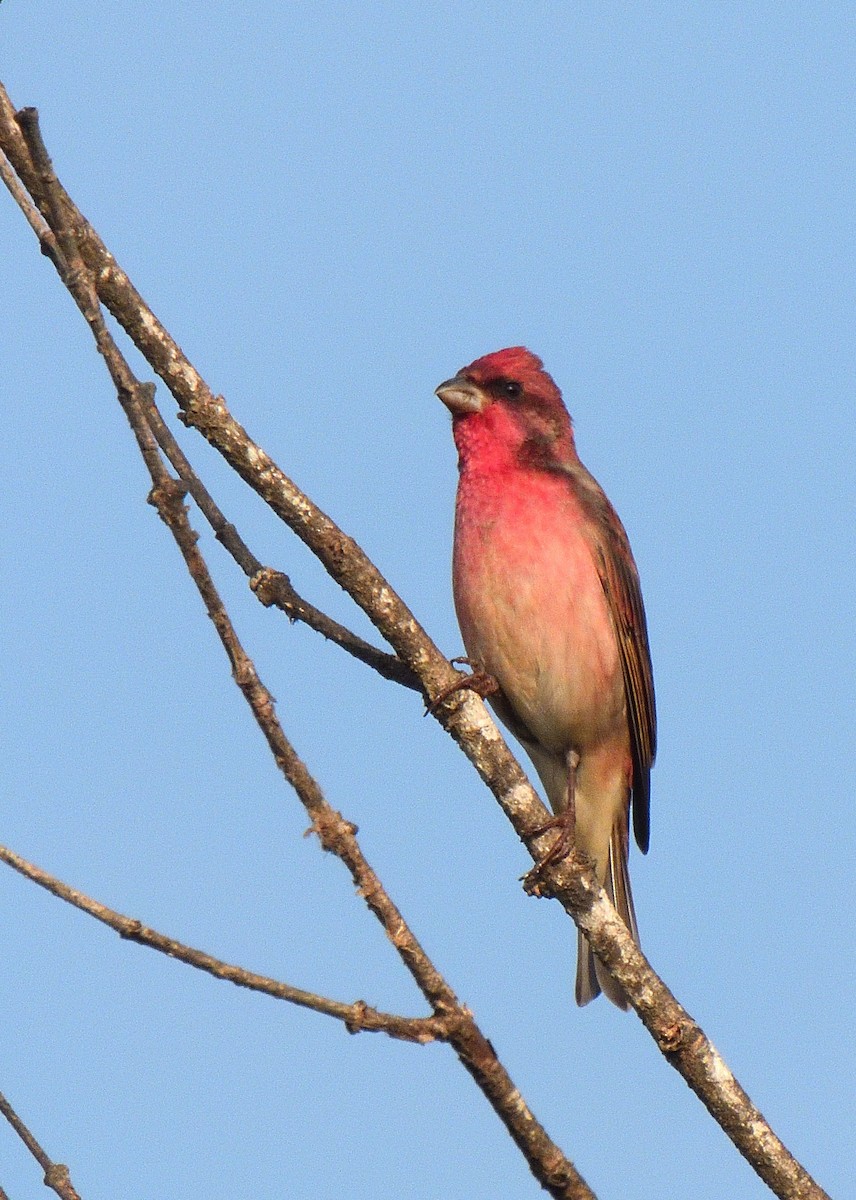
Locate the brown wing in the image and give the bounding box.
[568,463,657,853]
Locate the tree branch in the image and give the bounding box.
[0,844,447,1043]
[141,390,420,690]
[0,1089,83,1200]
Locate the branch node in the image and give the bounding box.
[44,1162,82,1200]
[344,1000,369,1034]
[250,567,297,617]
[305,810,358,850]
[656,1020,686,1055]
[147,477,189,517]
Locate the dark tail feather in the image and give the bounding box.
[575,822,639,1009]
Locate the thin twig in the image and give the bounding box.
[249,566,422,686]
[141,394,420,689]
[0,1091,82,1200]
[1,147,50,244]
[0,844,446,1042]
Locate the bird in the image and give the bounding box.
[436,347,656,1007]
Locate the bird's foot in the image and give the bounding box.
[425,657,500,715]
[521,809,577,896]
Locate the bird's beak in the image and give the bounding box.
[435,373,486,415]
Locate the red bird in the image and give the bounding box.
[436,347,656,1007]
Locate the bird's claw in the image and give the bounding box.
[521,810,576,896]
[425,658,500,715]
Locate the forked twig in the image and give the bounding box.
[0,844,447,1042]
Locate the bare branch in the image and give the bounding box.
[0,844,447,1042]
[249,566,421,687]
[0,1090,83,1200]
[141,393,420,689]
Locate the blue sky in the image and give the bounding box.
[1,4,853,1198]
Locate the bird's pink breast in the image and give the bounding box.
[452,457,625,757]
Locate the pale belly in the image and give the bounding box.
[452,472,626,759]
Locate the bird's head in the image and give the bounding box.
[436,347,575,469]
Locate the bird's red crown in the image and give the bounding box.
[462,347,566,416]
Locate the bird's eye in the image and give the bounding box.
[501,380,522,399]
